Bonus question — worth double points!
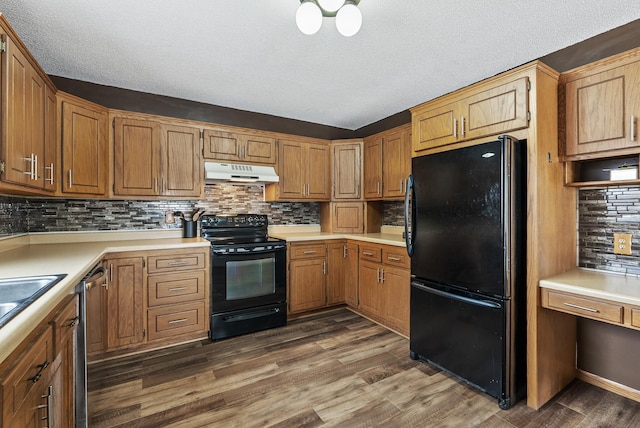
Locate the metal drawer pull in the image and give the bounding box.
[168,318,188,324]
[168,261,189,266]
[631,115,636,142]
[387,256,401,261]
[563,302,599,313]
[68,316,80,327]
[453,118,458,138]
[362,251,374,256]
[29,360,50,383]
[45,163,54,184]
[168,287,188,291]
[68,169,73,187]
[460,116,465,137]
[303,250,316,254]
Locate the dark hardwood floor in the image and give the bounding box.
[88,308,640,427]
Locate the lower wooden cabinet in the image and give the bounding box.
[343,242,359,307]
[87,248,209,360]
[289,258,327,312]
[0,295,78,428]
[327,242,346,305]
[358,243,410,335]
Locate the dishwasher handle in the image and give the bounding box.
[84,265,107,290]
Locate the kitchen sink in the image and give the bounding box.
[0,274,67,327]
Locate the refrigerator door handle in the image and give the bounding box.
[411,281,502,309]
[404,174,415,256]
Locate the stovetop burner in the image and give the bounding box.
[200,214,284,247]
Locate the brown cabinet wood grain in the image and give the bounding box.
[563,54,640,159]
[203,129,276,164]
[266,139,330,201]
[363,124,411,200]
[114,116,202,198]
[343,242,359,307]
[413,76,529,153]
[106,257,145,350]
[326,242,346,305]
[289,258,327,313]
[320,202,364,234]
[61,96,108,196]
[332,141,361,200]
[147,302,207,341]
[43,85,56,192]
[148,270,206,307]
[363,136,383,199]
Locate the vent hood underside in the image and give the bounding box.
[204,162,279,184]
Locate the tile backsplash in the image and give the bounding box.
[578,186,640,275]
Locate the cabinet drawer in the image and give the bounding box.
[51,295,78,354]
[147,250,206,273]
[148,302,207,341]
[359,245,382,263]
[1,326,54,422]
[545,290,623,324]
[630,308,640,328]
[382,247,410,269]
[289,243,326,260]
[148,271,206,307]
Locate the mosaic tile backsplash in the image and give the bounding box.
[578,186,640,275]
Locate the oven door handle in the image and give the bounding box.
[223,307,281,322]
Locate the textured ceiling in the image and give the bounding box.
[2,1,640,130]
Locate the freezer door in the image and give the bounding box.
[409,279,510,405]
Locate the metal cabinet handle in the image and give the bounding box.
[460,116,465,137]
[453,118,458,138]
[343,245,347,258]
[168,318,188,324]
[68,169,73,188]
[303,250,317,254]
[376,268,381,283]
[563,302,598,313]
[168,286,188,291]
[154,177,158,193]
[322,260,326,275]
[387,256,401,261]
[631,115,636,142]
[24,154,35,180]
[67,316,80,328]
[33,154,38,181]
[45,163,54,185]
[381,269,385,283]
[377,181,381,195]
[362,251,373,256]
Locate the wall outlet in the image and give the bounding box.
[165,210,175,224]
[613,233,632,255]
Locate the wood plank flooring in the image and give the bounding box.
[88,308,640,427]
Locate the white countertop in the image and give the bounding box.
[540,268,640,306]
[0,230,210,363]
[268,225,407,247]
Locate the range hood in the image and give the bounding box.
[204,162,279,184]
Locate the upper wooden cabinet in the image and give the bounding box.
[332,141,361,200]
[561,49,640,160]
[265,139,330,201]
[363,124,411,200]
[113,116,202,198]
[412,76,529,154]
[60,94,109,196]
[0,18,57,194]
[203,129,276,164]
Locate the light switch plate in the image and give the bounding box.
[614,233,632,255]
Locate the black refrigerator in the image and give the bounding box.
[404,135,526,409]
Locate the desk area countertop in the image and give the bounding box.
[540,268,640,307]
[268,225,407,247]
[0,230,210,363]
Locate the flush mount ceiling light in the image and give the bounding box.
[296,0,362,37]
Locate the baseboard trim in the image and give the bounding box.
[577,369,640,402]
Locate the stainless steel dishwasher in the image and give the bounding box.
[75,263,106,428]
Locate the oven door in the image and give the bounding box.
[211,247,286,313]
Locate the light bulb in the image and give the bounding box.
[335,1,362,37]
[317,0,344,13]
[296,1,323,35]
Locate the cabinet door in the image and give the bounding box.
[332,202,363,233]
[326,242,345,305]
[242,134,277,164]
[86,268,106,355]
[3,34,30,186]
[344,242,359,307]
[61,101,108,195]
[462,76,529,141]
[106,257,145,349]
[278,140,305,198]
[26,66,45,189]
[306,143,330,200]
[113,118,160,196]
[382,130,411,198]
[289,258,326,312]
[363,137,383,199]
[161,123,202,197]
[381,265,410,334]
[43,85,56,192]
[359,261,381,316]
[413,102,458,152]
[333,143,361,199]
[202,129,241,161]
[565,62,640,157]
